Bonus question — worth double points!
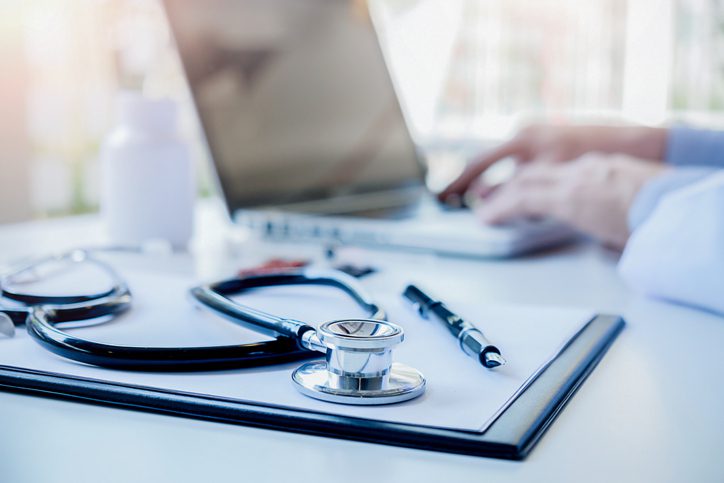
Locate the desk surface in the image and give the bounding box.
[1,208,722,483]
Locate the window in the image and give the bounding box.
[4,0,724,220]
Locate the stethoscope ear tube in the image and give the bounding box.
[0,250,128,307]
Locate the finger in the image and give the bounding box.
[462,181,501,210]
[512,161,562,186]
[437,139,524,201]
[467,178,498,199]
[467,162,553,207]
[476,166,562,224]
[477,185,556,225]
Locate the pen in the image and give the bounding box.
[403,284,507,369]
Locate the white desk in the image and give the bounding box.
[1,209,722,483]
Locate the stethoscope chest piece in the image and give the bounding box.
[291,319,426,405]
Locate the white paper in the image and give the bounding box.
[0,267,591,432]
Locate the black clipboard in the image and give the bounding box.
[0,314,623,460]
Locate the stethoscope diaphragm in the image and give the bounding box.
[291,319,426,405]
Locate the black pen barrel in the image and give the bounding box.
[404,284,505,368]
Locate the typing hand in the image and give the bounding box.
[438,124,668,202]
[475,154,668,249]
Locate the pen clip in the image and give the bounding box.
[404,299,426,318]
[402,285,437,319]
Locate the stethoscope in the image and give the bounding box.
[0,249,425,405]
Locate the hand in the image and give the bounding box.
[438,124,668,202]
[476,154,669,249]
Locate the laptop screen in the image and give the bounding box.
[164,0,424,211]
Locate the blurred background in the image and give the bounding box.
[1,0,723,223]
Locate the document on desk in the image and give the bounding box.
[0,267,592,433]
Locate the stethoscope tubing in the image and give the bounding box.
[189,270,386,341]
[18,279,318,371]
[26,305,316,371]
[3,254,385,371]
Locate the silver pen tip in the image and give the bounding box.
[483,352,506,368]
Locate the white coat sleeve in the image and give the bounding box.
[618,171,724,315]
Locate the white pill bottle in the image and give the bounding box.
[101,92,194,250]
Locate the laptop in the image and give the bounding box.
[163,0,573,258]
